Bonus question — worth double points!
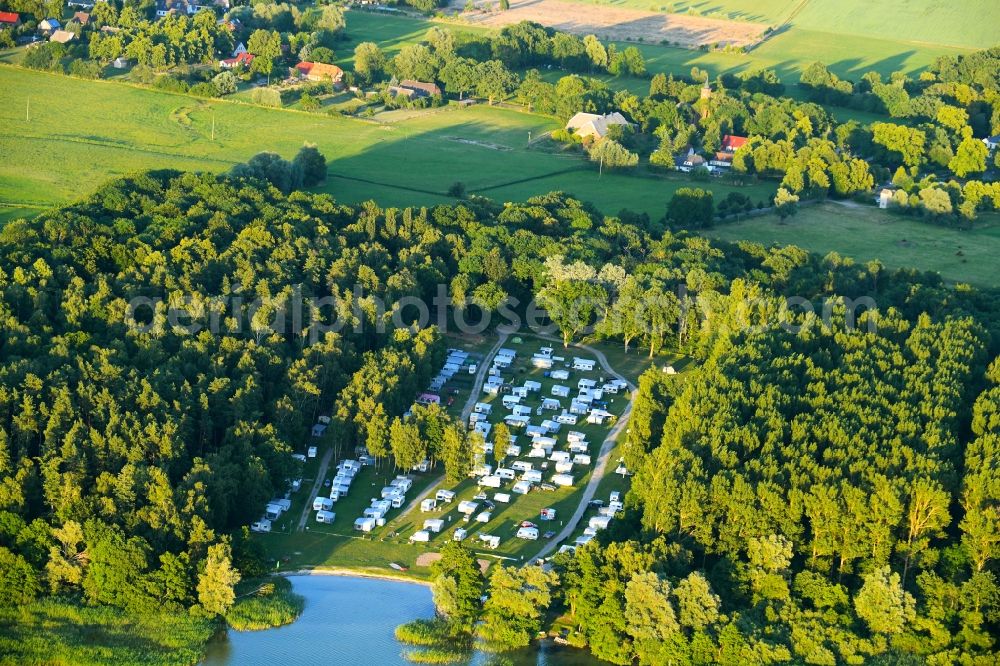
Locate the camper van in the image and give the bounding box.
[540,419,561,434]
[534,436,557,451]
[573,358,596,372]
[265,503,284,520]
[542,398,561,411]
[504,415,529,429]
[551,384,570,398]
[570,400,590,415]
[573,454,592,466]
[555,460,574,474]
[512,405,532,418]
[567,431,586,442]
[458,500,479,515]
[550,450,571,463]
[532,356,553,369]
[569,441,590,454]
[523,469,543,483]
[453,528,468,541]
[307,446,318,458]
[436,489,456,503]
[506,444,522,457]
[420,498,437,512]
[479,475,503,489]
[511,460,534,473]
[551,369,570,381]
[315,510,336,524]
[523,380,542,393]
[578,378,597,390]
[551,473,574,487]
[527,447,547,458]
[251,519,272,533]
[474,402,493,414]
[589,515,613,530]
[494,492,511,504]
[354,517,376,532]
[409,530,431,543]
[423,518,445,533]
[502,394,521,409]
[556,412,578,425]
[496,468,516,480]
[313,496,334,512]
[513,480,533,495]
[516,526,539,540]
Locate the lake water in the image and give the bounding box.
[202,575,606,666]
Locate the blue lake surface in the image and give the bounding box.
[202,575,606,666]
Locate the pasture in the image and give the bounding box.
[705,202,1000,288]
[0,66,773,221]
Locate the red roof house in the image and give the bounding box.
[219,51,254,69]
[0,11,21,25]
[721,135,748,152]
[295,61,344,82]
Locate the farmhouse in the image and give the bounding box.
[674,148,706,172]
[721,134,748,152]
[0,12,19,27]
[38,18,60,33]
[295,61,344,83]
[566,111,630,140]
[397,79,442,98]
[72,11,90,25]
[49,30,75,43]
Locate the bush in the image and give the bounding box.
[587,139,639,169]
[225,577,304,631]
[402,648,469,664]
[299,92,321,111]
[251,87,282,107]
[68,59,104,80]
[447,182,466,198]
[189,82,218,97]
[395,618,459,646]
[213,71,238,96]
[153,75,189,93]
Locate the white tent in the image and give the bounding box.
[410,530,431,543]
[423,518,445,533]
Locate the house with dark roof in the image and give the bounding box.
[984,135,1000,152]
[397,79,442,98]
[673,148,706,172]
[72,11,90,25]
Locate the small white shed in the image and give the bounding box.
[423,518,445,533]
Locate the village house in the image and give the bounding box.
[72,11,90,25]
[565,111,630,140]
[66,0,95,7]
[38,18,61,34]
[49,29,76,44]
[388,79,442,99]
[674,147,706,172]
[219,52,253,69]
[984,135,1000,152]
[295,61,344,83]
[0,11,21,28]
[709,134,749,169]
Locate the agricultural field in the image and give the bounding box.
[705,202,1000,288]
[449,0,768,48]
[0,65,773,222]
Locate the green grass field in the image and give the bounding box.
[0,65,775,221]
[705,202,1000,287]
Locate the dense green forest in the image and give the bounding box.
[0,167,998,662]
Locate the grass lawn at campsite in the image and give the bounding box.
[374,333,631,563]
[705,202,1000,288]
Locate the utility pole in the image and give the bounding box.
[527,131,531,146]
[599,154,604,178]
[211,111,216,141]
[25,97,29,122]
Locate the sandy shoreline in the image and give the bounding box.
[279,567,431,587]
